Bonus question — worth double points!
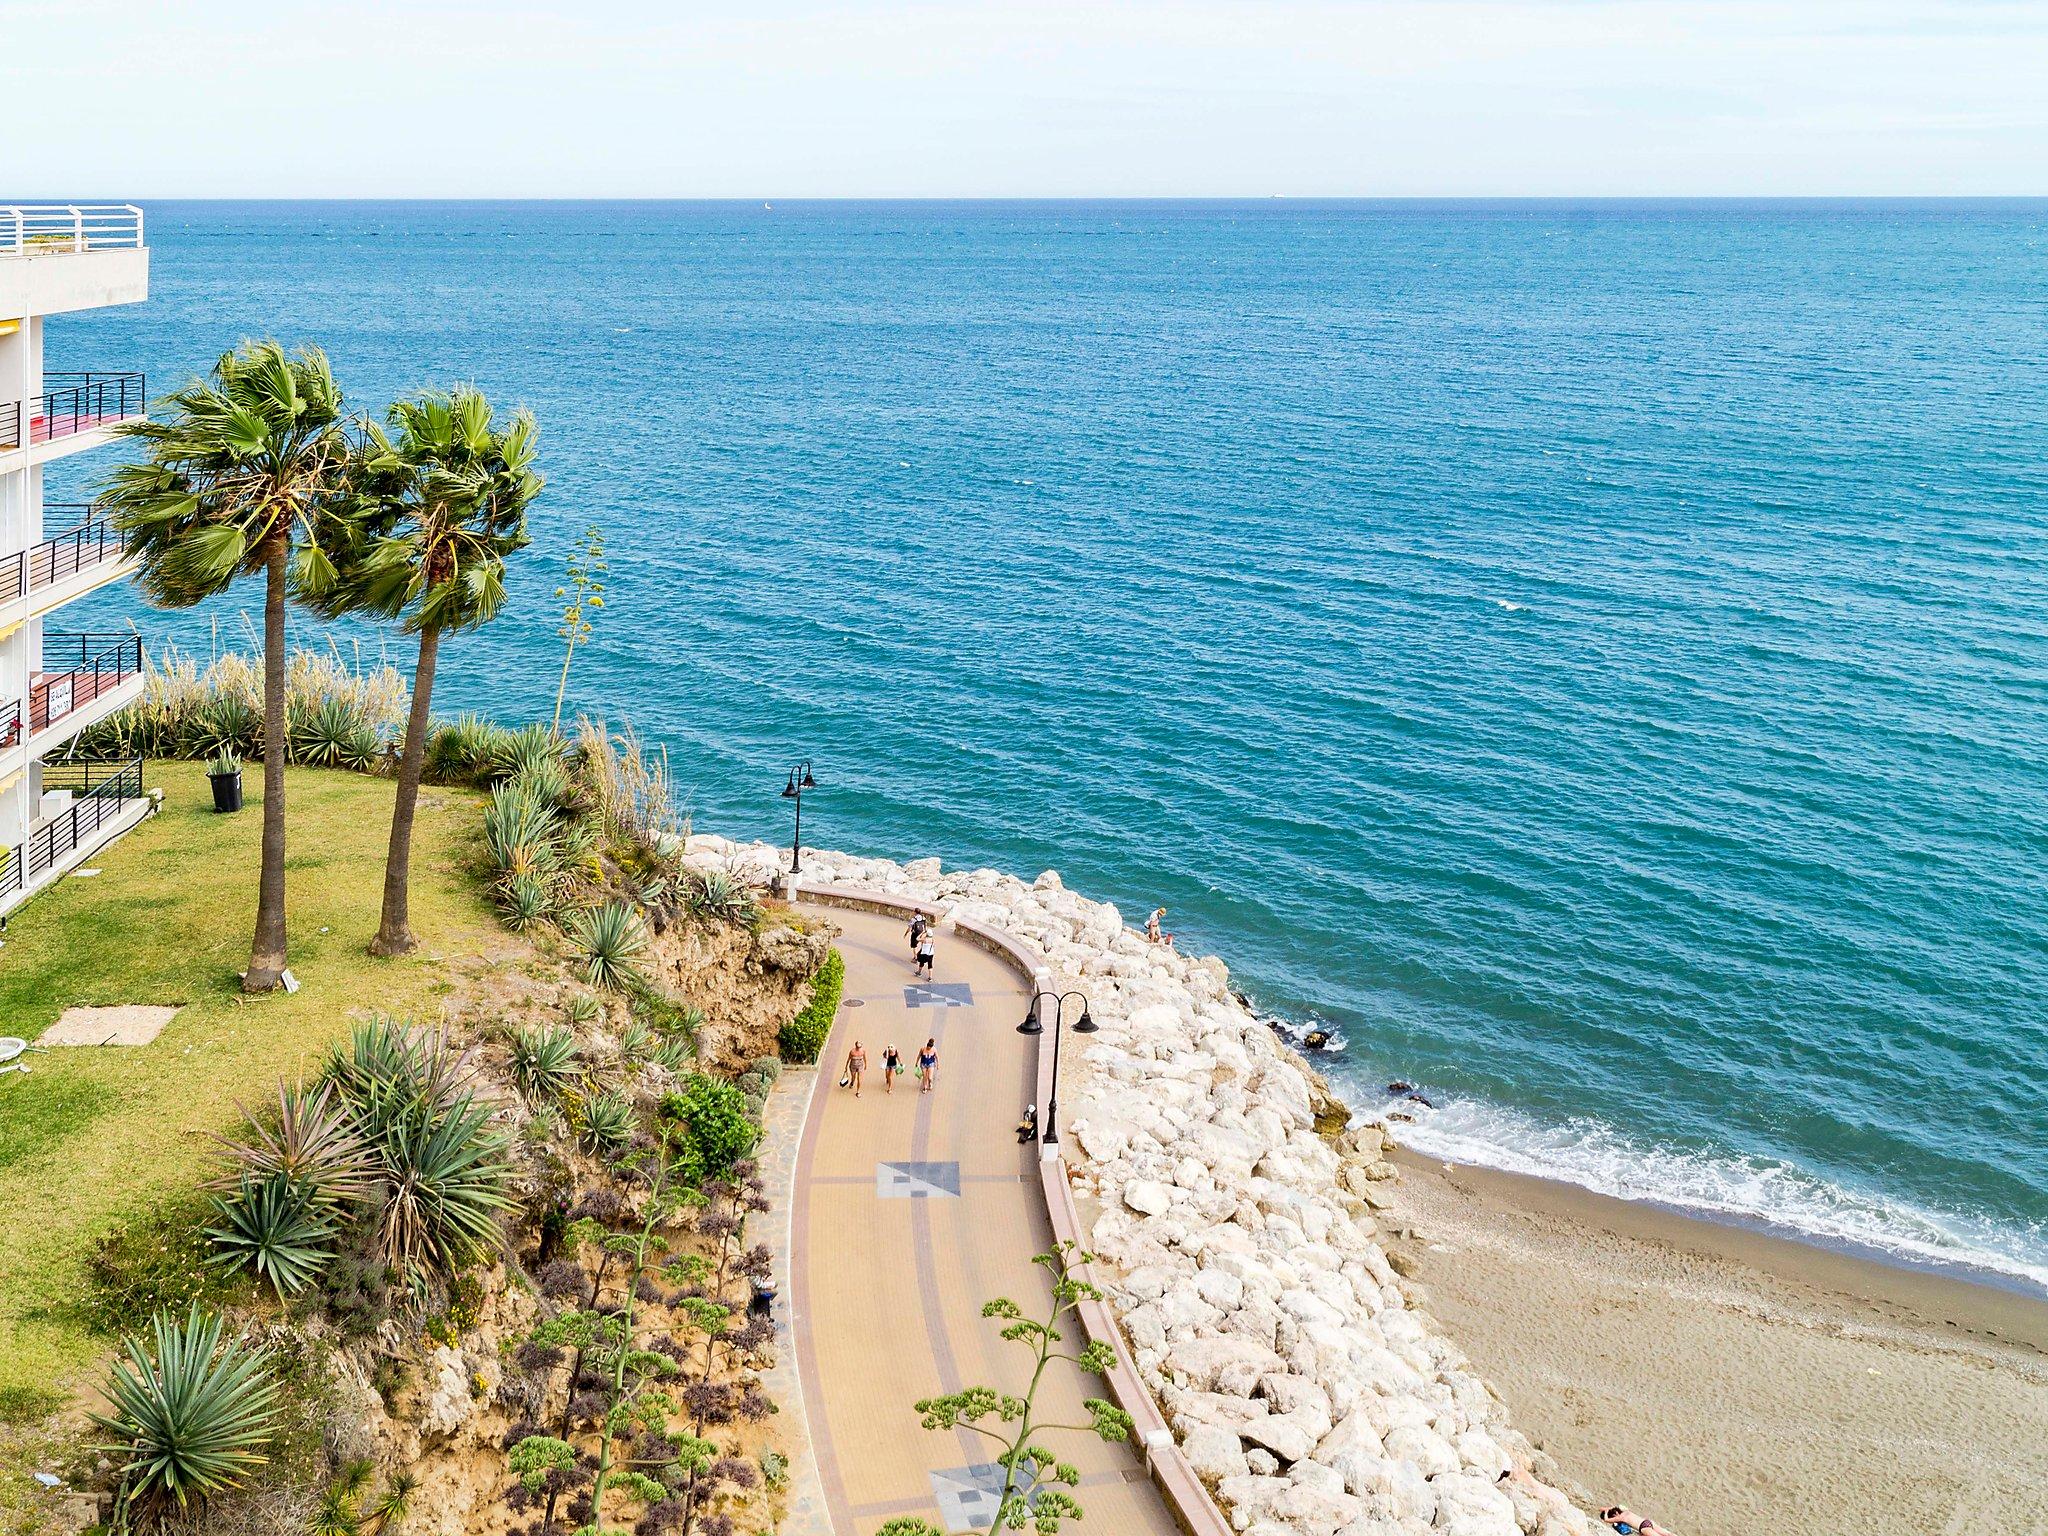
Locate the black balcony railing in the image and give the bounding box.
[0,632,143,748]
[0,372,145,451]
[14,757,145,886]
[0,506,126,602]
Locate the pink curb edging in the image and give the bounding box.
[795,881,1235,1536]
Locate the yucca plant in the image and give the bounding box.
[686,868,756,924]
[180,696,262,762]
[565,901,648,990]
[494,721,564,785]
[205,1171,338,1298]
[425,712,511,786]
[323,1019,477,1145]
[509,1025,581,1104]
[289,695,383,771]
[483,780,563,886]
[575,1089,636,1157]
[647,1035,693,1072]
[511,756,576,816]
[563,992,601,1028]
[90,1303,279,1522]
[374,1093,514,1283]
[206,1081,376,1210]
[313,1459,418,1536]
[499,874,555,931]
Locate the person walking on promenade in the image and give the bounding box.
[915,926,936,979]
[917,1037,938,1093]
[881,1043,903,1093]
[842,1040,867,1097]
[907,908,930,957]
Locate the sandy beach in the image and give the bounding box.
[1380,1147,2048,1536]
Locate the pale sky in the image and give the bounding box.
[3,0,2044,197]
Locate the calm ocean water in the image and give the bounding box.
[47,200,2048,1289]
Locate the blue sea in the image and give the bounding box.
[45,200,2048,1291]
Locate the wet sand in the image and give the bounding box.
[1380,1146,2048,1536]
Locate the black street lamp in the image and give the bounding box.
[1017,989,1097,1145]
[779,759,817,876]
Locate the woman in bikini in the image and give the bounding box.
[917,1037,938,1093]
[881,1043,903,1093]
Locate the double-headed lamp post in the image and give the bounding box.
[1016,989,1096,1145]
[779,759,817,877]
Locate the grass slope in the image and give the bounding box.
[0,761,497,1398]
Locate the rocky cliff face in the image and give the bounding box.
[697,838,1594,1536]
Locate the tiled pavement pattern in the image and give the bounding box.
[754,1064,834,1536]
[789,903,1180,1536]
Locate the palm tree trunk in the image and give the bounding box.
[244,534,291,992]
[371,624,439,956]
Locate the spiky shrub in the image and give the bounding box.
[483,780,563,887]
[288,695,383,770]
[493,721,565,785]
[207,1082,376,1210]
[576,1089,637,1157]
[312,1458,417,1536]
[684,868,757,925]
[181,696,262,762]
[501,874,555,930]
[564,992,602,1027]
[778,947,844,1064]
[511,755,576,816]
[566,901,648,990]
[425,712,513,786]
[509,1025,581,1104]
[205,1171,338,1298]
[374,1093,514,1283]
[90,1303,279,1523]
[322,1019,476,1145]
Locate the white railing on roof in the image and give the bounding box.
[0,205,145,256]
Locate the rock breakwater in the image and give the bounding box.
[692,837,1594,1536]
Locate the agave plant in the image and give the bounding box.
[179,695,262,761]
[206,1081,376,1210]
[511,755,576,816]
[563,992,601,1027]
[205,1171,338,1297]
[483,780,563,885]
[323,1019,478,1144]
[493,721,564,785]
[375,1093,514,1282]
[313,1459,418,1536]
[424,712,513,786]
[499,874,555,930]
[289,696,383,770]
[509,1025,581,1104]
[565,901,648,990]
[647,1035,693,1072]
[90,1304,279,1521]
[575,1089,636,1156]
[686,868,757,924]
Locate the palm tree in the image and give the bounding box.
[101,341,352,992]
[329,387,540,956]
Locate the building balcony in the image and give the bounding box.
[0,506,130,623]
[0,757,148,910]
[0,206,148,319]
[1,633,144,754]
[0,373,147,458]
[0,206,145,257]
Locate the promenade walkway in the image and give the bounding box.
[788,902,1181,1536]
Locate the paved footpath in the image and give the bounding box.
[789,902,1182,1536]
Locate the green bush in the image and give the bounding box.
[778,947,844,1064]
[747,1054,783,1085]
[660,1074,759,1185]
[287,696,384,771]
[425,712,514,786]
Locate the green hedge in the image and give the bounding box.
[660,1074,760,1186]
[778,947,844,1064]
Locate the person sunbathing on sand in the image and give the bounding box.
[1601,1509,1675,1536]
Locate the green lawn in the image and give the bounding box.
[0,761,501,1400]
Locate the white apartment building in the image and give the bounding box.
[1,205,151,915]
